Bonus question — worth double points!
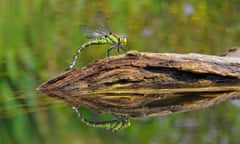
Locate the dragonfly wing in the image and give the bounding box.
[97,26,111,36]
[94,11,112,35]
[80,11,112,39]
[80,25,104,39]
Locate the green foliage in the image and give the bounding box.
[0,0,240,144]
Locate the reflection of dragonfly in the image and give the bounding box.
[69,11,127,69]
[70,11,129,132]
[72,107,130,132]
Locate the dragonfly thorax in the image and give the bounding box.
[104,33,127,46]
[119,34,127,46]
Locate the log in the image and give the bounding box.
[37,49,240,119]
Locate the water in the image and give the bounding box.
[1,1,240,144]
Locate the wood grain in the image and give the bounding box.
[37,50,240,118]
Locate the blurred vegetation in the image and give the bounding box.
[1,0,240,144]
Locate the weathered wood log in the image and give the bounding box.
[37,49,240,119]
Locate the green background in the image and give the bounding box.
[1,0,240,144]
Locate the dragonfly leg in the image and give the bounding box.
[114,46,127,56]
[106,46,115,57]
[120,46,127,52]
[116,46,120,54]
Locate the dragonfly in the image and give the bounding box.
[69,11,127,69]
[70,11,130,132]
[72,107,130,132]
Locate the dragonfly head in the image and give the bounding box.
[119,34,127,46]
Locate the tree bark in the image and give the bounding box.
[37,50,240,119]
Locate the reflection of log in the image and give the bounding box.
[37,50,240,119]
